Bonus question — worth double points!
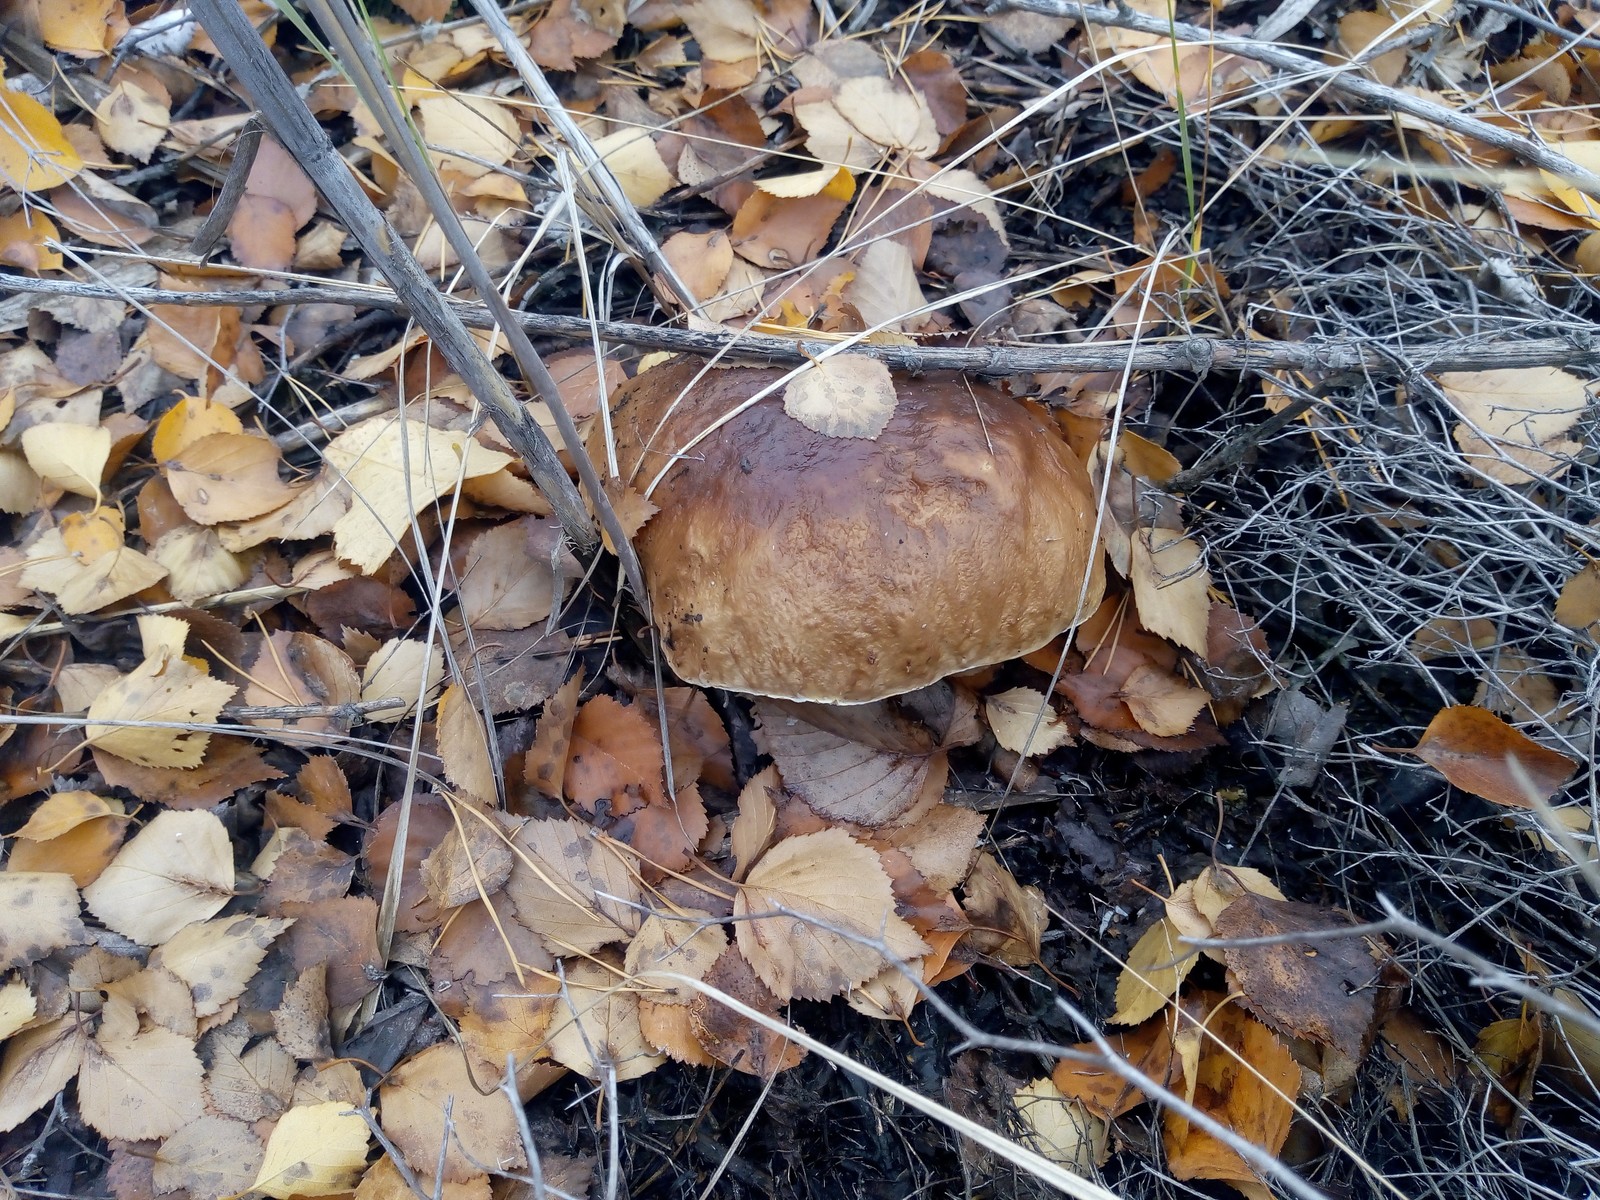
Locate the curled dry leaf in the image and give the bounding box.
[251,1101,372,1198]
[985,686,1073,757]
[546,955,667,1082]
[961,851,1047,967]
[1402,705,1578,808]
[505,816,643,954]
[83,810,235,946]
[781,353,898,440]
[734,827,928,1001]
[525,668,583,799]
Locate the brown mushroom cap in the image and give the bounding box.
[594,358,1105,703]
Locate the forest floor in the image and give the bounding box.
[0,1,1597,1199]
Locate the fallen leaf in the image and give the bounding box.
[360,636,445,722]
[985,686,1073,757]
[1119,664,1211,736]
[421,811,513,909]
[150,915,294,1018]
[0,87,84,192]
[153,1114,265,1200]
[282,896,381,1008]
[96,79,170,162]
[1555,562,1600,631]
[734,827,928,1001]
[79,1025,206,1140]
[164,432,306,524]
[566,694,667,815]
[1162,1000,1300,1190]
[0,1016,91,1134]
[0,978,36,1041]
[1437,368,1587,485]
[322,416,512,574]
[21,421,110,497]
[83,810,235,945]
[624,910,729,1003]
[203,1028,296,1122]
[437,684,497,805]
[86,643,236,768]
[454,515,574,630]
[1053,1017,1181,1119]
[525,668,583,799]
[592,128,675,206]
[753,700,945,826]
[546,955,666,1082]
[0,872,87,969]
[416,91,520,179]
[1402,705,1578,807]
[1112,917,1195,1026]
[1013,1077,1107,1173]
[686,946,809,1076]
[21,508,169,614]
[252,1101,371,1198]
[6,791,127,887]
[960,851,1047,967]
[781,354,898,439]
[505,816,642,954]
[729,766,779,881]
[1130,528,1212,657]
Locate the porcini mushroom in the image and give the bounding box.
[593,358,1105,703]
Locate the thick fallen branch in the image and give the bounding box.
[996,0,1600,200]
[6,275,1599,377]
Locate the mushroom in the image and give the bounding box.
[592,358,1105,703]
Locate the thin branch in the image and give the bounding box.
[7,275,1600,377]
[995,0,1600,199]
[188,0,596,549]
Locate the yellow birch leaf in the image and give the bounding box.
[251,1101,371,1198]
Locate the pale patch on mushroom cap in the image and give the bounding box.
[594,358,1105,703]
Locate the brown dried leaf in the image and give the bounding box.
[1161,1001,1300,1189]
[753,700,944,826]
[687,945,807,1077]
[283,896,381,1009]
[734,828,928,1001]
[1118,664,1211,736]
[1130,528,1211,657]
[422,812,514,910]
[149,915,293,1018]
[380,1043,523,1182]
[960,851,1046,967]
[525,668,582,799]
[455,515,574,630]
[566,694,667,815]
[729,766,779,882]
[204,1028,296,1122]
[504,816,642,954]
[624,910,728,1004]
[1403,705,1578,808]
[1214,895,1389,1059]
[1053,1017,1181,1120]
[1438,367,1587,485]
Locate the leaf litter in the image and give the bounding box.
[1,0,1595,1196]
